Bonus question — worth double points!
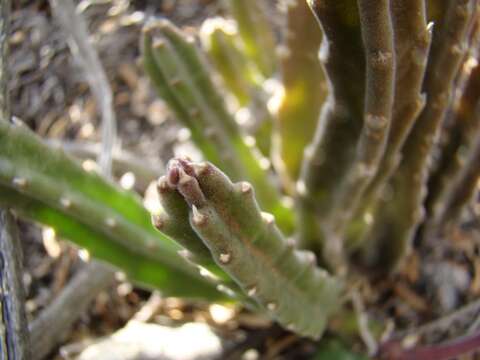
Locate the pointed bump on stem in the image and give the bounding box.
[192,162,209,177]
[12,177,27,189]
[157,176,170,193]
[371,50,393,68]
[153,39,165,48]
[219,252,232,264]
[178,167,194,186]
[365,114,388,132]
[286,237,296,248]
[60,197,72,209]
[167,166,180,187]
[146,240,158,250]
[243,135,256,147]
[267,302,277,311]
[151,214,164,230]
[261,212,275,225]
[247,285,258,297]
[306,251,317,266]
[240,181,252,194]
[192,205,207,226]
[105,217,117,228]
[169,77,182,87]
[296,180,307,196]
[216,284,235,297]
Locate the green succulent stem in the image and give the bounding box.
[199,17,254,106]
[0,120,223,300]
[425,18,480,222]
[164,158,343,339]
[343,0,431,254]
[358,0,477,271]
[222,0,277,78]
[433,128,480,231]
[300,0,365,213]
[199,17,274,157]
[142,20,294,234]
[273,0,327,190]
[320,0,396,272]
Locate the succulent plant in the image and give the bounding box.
[140,0,480,344]
[4,0,480,357]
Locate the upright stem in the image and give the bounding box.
[273,0,327,188]
[322,0,395,271]
[0,0,31,358]
[359,0,477,271]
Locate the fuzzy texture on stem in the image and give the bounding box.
[164,158,343,339]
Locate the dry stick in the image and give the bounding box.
[360,0,477,271]
[380,298,480,359]
[345,0,431,252]
[380,330,480,360]
[395,297,480,340]
[321,0,395,272]
[30,1,119,358]
[0,0,31,358]
[49,0,117,176]
[0,215,30,360]
[29,262,114,360]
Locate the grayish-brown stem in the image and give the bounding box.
[0,0,31,357]
[0,213,30,360]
